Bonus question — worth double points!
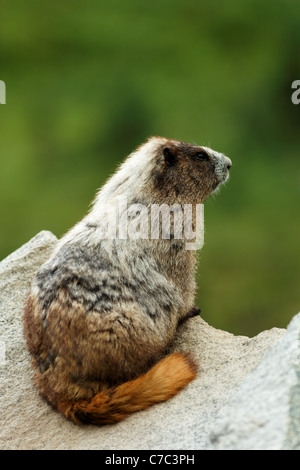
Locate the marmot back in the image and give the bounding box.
[23,136,232,425]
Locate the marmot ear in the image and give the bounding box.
[162,147,177,166]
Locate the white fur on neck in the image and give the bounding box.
[92,137,167,211]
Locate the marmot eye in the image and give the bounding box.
[195,151,209,162]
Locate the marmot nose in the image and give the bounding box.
[225,157,232,170]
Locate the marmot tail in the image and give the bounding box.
[58,352,198,425]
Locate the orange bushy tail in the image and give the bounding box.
[58,352,198,425]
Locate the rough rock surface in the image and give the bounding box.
[0,231,299,450]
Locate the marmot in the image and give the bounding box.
[23,136,232,425]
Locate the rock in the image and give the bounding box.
[0,231,298,450]
[207,313,300,450]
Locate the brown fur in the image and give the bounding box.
[57,352,198,425]
[24,291,197,425]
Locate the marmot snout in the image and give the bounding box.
[205,147,232,183]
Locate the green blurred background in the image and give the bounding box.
[1,0,299,336]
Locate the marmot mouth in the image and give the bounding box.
[212,170,230,193]
[217,171,230,185]
[214,156,232,185]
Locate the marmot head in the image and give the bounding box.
[93,136,231,208]
[148,137,232,204]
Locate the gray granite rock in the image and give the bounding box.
[207,313,300,450]
[0,231,297,450]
